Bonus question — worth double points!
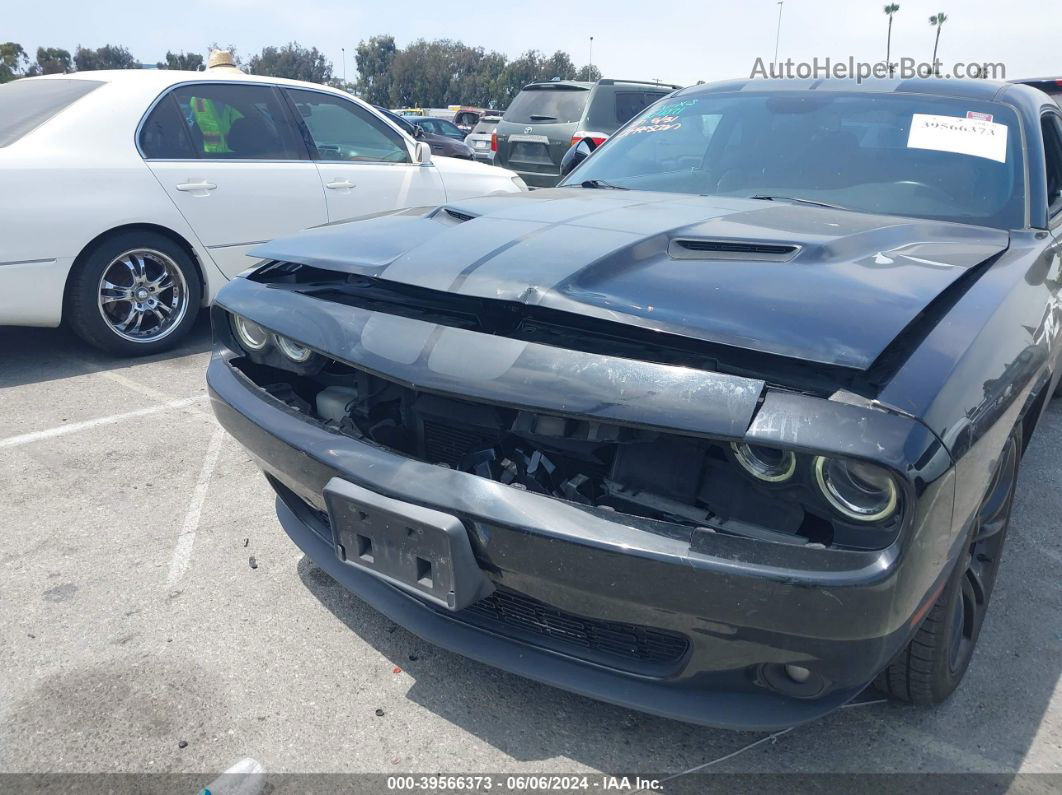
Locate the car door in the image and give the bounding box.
[140,81,326,277]
[282,88,446,224]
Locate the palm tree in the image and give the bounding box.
[884,4,900,75]
[929,12,948,75]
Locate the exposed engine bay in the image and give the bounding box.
[231,356,853,548]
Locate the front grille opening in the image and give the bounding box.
[233,356,839,544]
[457,587,689,675]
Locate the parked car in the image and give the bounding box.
[453,107,487,133]
[207,78,1062,728]
[1014,77,1062,107]
[407,116,468,142]
[0,71,523,354]
[493,78,680,187]
[465,114,502,163]
[374,107,475,160]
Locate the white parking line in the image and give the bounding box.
[0,397,206,449]
[100,370,213,419]
[166,424,226,586]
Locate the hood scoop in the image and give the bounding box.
[435,207,478,225]
[669,238,800,262]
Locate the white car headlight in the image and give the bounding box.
[511,175,529,191]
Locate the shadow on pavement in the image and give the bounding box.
[294,401,1062,774]
[0,311,212,390]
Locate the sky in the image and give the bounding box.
[6,0,1057,87]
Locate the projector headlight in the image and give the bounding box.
[814,456,899,522]
[731,442,797,483]
[231,314,270,351]
[276,334,313,363]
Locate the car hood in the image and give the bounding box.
[252,189,1009,370]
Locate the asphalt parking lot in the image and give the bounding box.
[1,315,1060,784]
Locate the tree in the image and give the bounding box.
[883,4,900,75]
[495,50,546,105]
[0,42,29,83]
[248,42,332,83]
[540,50,577,82]
[74,44,138,71]
[929,12,948,73]
[388,40,455,107]
[31,47,73,75]
[158,51,203,71]
[575,64,602,82]
[355,35,397,105]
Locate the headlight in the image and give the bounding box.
[814,456,899,522]
[731,442,796,482]
[231,314,270,351]
[276,334,313,363]
[511,175,528,191]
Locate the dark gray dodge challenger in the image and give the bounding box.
[208,78,1062,729]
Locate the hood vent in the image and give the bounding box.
[435,207,478,224]
[670,239,801,262]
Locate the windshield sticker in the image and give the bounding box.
[907,113,1008,163]
[627,99,698,128]
[617,119,682,137]
[967,110,994,122]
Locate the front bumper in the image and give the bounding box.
[208,351,946,730]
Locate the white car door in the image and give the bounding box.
[141,81,326,278]
[282,88,445,223]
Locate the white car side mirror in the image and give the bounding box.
[414,142,432,165]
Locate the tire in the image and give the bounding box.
[66,230,202,356]
[875,428,1020,704]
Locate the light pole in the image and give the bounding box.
[774,1,784,65]
[341,47,346,84]
[589,36,594,76]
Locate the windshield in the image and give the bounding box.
[564,91,1026,229]
[503,86,590,125]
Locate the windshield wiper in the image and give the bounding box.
[748,194,849,211]
[529,114,557,121]
[580,179,629,190]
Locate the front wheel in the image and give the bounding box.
[875,428,1020,704]
[66,231,202,356]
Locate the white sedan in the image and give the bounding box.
[0,70,526,354]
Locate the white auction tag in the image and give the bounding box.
[907,113,1008,163]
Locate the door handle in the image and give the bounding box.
[175,181,217,192]
[325,179,356,190]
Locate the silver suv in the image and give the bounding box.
[465,114,502,163]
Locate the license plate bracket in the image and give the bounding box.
[323,477,493,611]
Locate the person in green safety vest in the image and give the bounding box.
[189,96,243,154]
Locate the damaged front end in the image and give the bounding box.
[215,262,948,553]
[207,261,958,728]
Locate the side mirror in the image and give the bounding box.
[414,141,433,165]
[559,137,598,178]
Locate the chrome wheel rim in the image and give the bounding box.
[97,249,188,343]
